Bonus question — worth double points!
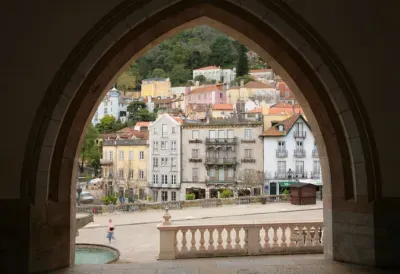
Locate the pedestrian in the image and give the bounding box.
[106,219,115,243]
[119,195,125,204]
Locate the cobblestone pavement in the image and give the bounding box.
[77,204,323,263]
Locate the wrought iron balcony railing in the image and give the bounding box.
[205,157,237,165]
[294,149,306,158]
[100,158,113,165]
[276,149,288,158]
[241,158,256,163]
[311,172,321,179]
[189,158,202,163]
[205,137,237,145]
[241,138,256,144]
[294,131,307,138]
[189,139,202,144]
[312,149,319,158]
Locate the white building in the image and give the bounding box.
[92,87,132,125]
[260,114,322,195]
[249,69,274,82]
[148,114,182,201]
[193,66,236,83]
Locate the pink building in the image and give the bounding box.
[185,84,227,114]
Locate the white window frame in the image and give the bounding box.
[245,128,252,139]
[153,141,158,152]
[153,174,159,184]
[245,149,252,158]
[139,151,144,160]
[192,130,199,139]
[171,175,176,184]
[171,140,176,151]
[162,124,168,137]
[171,191,176,201]
[139,170,144,180]
[192,149,199,158]
[128,150,133,160]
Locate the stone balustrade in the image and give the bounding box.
[158,215,323,260]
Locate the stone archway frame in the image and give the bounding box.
[24,0,380,270]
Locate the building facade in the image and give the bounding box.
[249,69,274,82]
[193,66,236,83]
[141,78,171,98]
[185,84,227,116]
[260,114,321,195]
[181,119,264,200]
[92,87,132,125]
[148,114,182,201]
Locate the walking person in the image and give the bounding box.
[106,219,115,243]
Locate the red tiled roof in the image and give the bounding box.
[154,98,172,104]
[211,104,233,110]
[135,121,150,127]
[245,81,274,89]
[188,84,223,95]
[249,69,272,73]
[116,127,149,140]
[193,66,220,71]
[260,114,302,137]
[189,104,209,112]
[173,117,183,124]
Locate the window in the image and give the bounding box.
[172,127,176,134]
[297,123,304,133]
[153,174,159,184]
[139,151,144,160]
[296,141,303,150]
[278,161,286,174]
[171,175,176,184]
[153,191,159,202]
[192,168,199,182]
[209,130,216,139]
[161,191,168,201]
[171,191,176,201]
[128,150,133,160]
[192,130,199,139]
[109,151,113,160]
[153,157,159,168]
[161,157,168,166]
[245,129,252,139]
[192,149,199,158]
[208,169,215,177]
[153,127,158,134]
[119,168,124,179]
[218,130,225,139]
[119,151,124,160]
[295,161,304,175]
[220,93,223,98]
[139,170,144,180]
[161,141,168,150]
[227,129,233,138]
[104,108,108,115]
[278,141,285,150]
[129,169,134,179]
[171,157,176,168]
[171,140,176,151]
[228,168,234,178]
[153,141,158,152]
[162,124,168,137]
[162,175,168,184]
[313,161,321,174]
[245,149,252,158]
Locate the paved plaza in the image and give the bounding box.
[77,202,322,263]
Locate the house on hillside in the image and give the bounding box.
[249,69,274,82]
[185,84,227,117]
[141,78,171,98]
[193,66,236,83]
[211,104,234,119]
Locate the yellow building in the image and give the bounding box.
[227,81,277,104]
[100,130,149,200]
[141,78,171,97]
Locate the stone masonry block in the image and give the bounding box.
[339,110,359,140]
[51,95,71,122]
[298,42,324,70]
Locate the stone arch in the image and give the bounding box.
[23,0,379,271]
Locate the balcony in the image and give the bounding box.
[189,158,202,163]
[148,182,180,189]
[100,158,113,165]
[189,139,202,144]
[205,178,235,185]
[205,157,237,166]
[312,149,319,158]
[152,166,159,171]
[311,172,321,179]
[241,138,256,144]
[205,137,237,145]
[294,172,308,179]
[241,158,256,163]
[103,139,147,146]
[294,131,307,138]
[276,149,288,158]
[294,149,306,158]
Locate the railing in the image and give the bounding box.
[148,182,181,188]
[241,138,256,143]
[158,217,323,260]
[312,149,318,158]
[189,158,202,163]
[311,172,321,179]
[100,158,113,165]
[276,149,288,158]
[274,172,288,179]
[205,137,237,144]
[295,173,308,179]
[294,149,306,158]
[205,157,237,165]
[189,139,202,144]
[294,131,307,138]
[241,158,256,163]
[205,178,235,185]
[103,139,148,146]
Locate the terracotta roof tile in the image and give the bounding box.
[248,107,262,113]
[193,66,220,70]
[249,69,272,73]
[135,121,150,127]
[211,104,233,110]
[187,84,223,95]
[244,81,274,89]
[260,114,301,137]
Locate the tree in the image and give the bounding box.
[127,101,157,126]
[237,169,264,195]
[116,63,142,91]
[169,64,191,86]
[194,74,206,84]
[149,68,167,78]
[233,74,255,86]
[236,44,249,77]
[208,36,237,67]
[95,115,116,133]
[80,124,101,173]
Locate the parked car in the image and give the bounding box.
[79,191,94,203]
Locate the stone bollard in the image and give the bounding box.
[163,207,172,225]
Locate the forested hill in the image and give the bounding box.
[116,25,266,89]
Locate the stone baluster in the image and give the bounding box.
[313,225,321,246]
[199,228,206,251]
[289,225,296,247]
[244,228,249,250]
[263,226,270,250]
[181,229,188,252]
[272,226,279,248]
[162,207,171,225]
[217,228,224,250]
[235,227,241,249]
[226,228,233,250]
[190,229,197,251]
[297,227,305,247]
[305,226,313,246]
[208,228,215,251]
[281,225,287,247]
[174,231,178,252]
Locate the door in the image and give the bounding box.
[270,182,277,195]
[218,168,225,181]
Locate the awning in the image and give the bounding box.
[298,179,323,186]
[279,181,297,187]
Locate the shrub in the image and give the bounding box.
[283,189,290,195]
[102,195,118,205]
[186,193,195,200]
[220,189,233,198]
[259,197,267,204]
[147,196,152,202]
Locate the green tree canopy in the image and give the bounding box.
[148,68,167,78]
[233,74,255,86]
[208,36,237,68]
[80,124,101,172]
[235,44,249,77]
[127,101,157,126]
[194,74,207,84]
[169,64,191,86]
[95,115,116,133]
